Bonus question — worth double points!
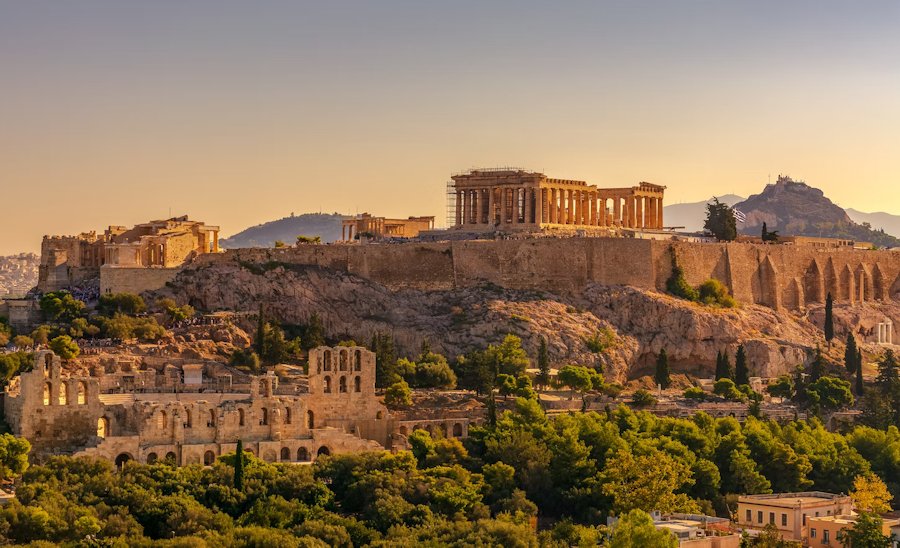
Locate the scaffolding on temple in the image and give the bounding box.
[445,179,457,228]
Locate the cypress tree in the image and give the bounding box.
[537,337,550,390]
[810,345,825,382]
[654,349,670,389]
[735,344,749,386]
[722,351,733,381]
[715,350,729,380]
[845,333,859,373]
[234,439,245,491]
[761,222,767,240]
[855,349,864,396]
[824,293,834,347]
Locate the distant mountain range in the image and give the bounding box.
[219,213,344,249]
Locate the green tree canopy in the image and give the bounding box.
[704,198,737,241]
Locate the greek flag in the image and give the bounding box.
[733,208,747,224]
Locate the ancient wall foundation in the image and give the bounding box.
[190,239,900,310]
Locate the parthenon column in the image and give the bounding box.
[456,190,463,226]
[566,190,574,224]
[578,191,585,225]
[657,197,664,229]
[627,197,635,228]
[636,196,644,229]
[499,187,507,225]
[487,188,496,226]
[524,188,532,225]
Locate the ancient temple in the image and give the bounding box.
[450,169,665,233]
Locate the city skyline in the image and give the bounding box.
[2,1,899,254]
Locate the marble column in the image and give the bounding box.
[636,196,644,229]
[524,188,532,225]
[500,187,507,226]
[456,190,463,226]
[488,188,496,226]
[657,197,664,229]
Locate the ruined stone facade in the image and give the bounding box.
[38,216,220,294]
[341,213,435,242]
[4,347,471,466]
[450,169,665,233]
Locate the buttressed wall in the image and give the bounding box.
[197,239,900,310]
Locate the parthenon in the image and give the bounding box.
[450,169,665,232]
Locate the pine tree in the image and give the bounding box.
[735,344,749,386]
[824,293,834,348]
[721,351,733,381]
[371,332,397,388]
[845,333,859,373]
[537,337,550,390]
[856,349,865,396]
[654,349,670,389]
[234,439,245,491]
[810,345,825,382]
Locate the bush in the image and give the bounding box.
[49,335,80,360]
[230,349,261,373]
[584,327,617,353]
[98,293,146,315]
[99,314,166,342]
[666,254,699,302]
[683,386,706,400]
[631,389,657,407]
[713,378,744,401]
[697,279,736,308]
[385,380,412,408]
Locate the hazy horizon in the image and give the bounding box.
[2,1,899,254]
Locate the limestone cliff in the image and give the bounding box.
[155,259,898,382]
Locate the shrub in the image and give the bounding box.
[631,389,657,407]
[713,378,744,401]
[666,254,699,302]
[98,293,146,315]
[697,279,736,308]
[49,335,80,360]
[683,387,706,400]
[385,380,412,408]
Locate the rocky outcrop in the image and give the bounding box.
[150,258,895,382]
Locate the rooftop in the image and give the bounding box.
[738,492,849,508]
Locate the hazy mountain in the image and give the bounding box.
[663,194,744,232]
[734,176,900,248]
[219,213,344,249]
[846,209,900,240]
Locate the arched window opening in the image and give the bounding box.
[376,411,383,420]
[158,411,167,430]
[323,350,332,371]
[58,383,67,405]
[354,376,361,393]
[238,408,245,426]
[354,350,362,371]
[339,376,347,393]
[184,410,192,428]
[453,423,463,437]
[285,407,292,424]
[165,451,177,463]
[114,453,132,469]
[204,450,216,465]
[306,410,315,429]
[339,351,348,371]
[297,447,309,461]
[281,447,291,461]
[146,452,158,464]
[261,408,269,426]
[77,382,87,405]
[324,376,332,393]
[208,409,216,428]
[316,446,331,458]
[43,383,51,406]
[97,417,109,438]
[44,353,52,374]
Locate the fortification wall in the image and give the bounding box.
[100,266,180,296]
[193,239,900,310]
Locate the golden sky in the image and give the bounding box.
[2,1,899,254]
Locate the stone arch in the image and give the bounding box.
[165,451,177,462]
[803,260,825,304]
[77,381,87,405]
[43,353,53,375]
[753,255,780,309]
[306,410,315,429]
[114,453,133,469]
[453,423,463,437]
[323,350,332,371]
[297,447,310,461]
[43,382,51,406]
[872,264,887,301]
[208,409,216,427]
[324,376,332,393]
[285,407,292,424]
[354,350,362,371]
[97,417,109,438]
[339,350,348,371]
[238,408,245,426]
[158,410,168,430]
[260,408,269,426]
[354,376,361,393]
[316,446,331,458]
[840,264,855,303]
[203,450,216,465]
[184,409,193,428]
[280,447,291,461]
[825,258,839,300]
[58,382,67,405]
[146,452,158,464]
[339,376,347,393]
